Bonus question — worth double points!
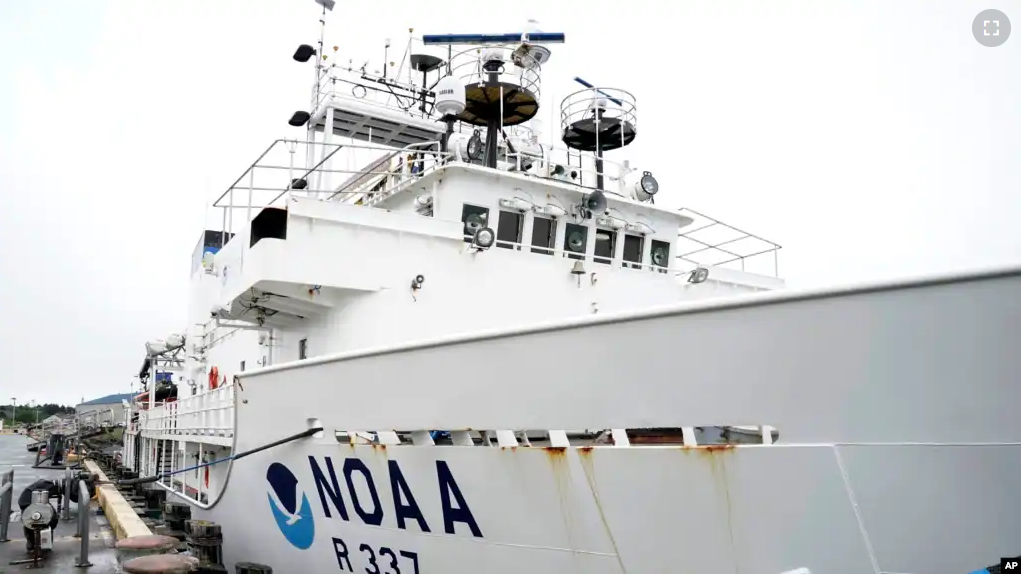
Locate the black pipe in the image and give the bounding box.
[483,72,500,168]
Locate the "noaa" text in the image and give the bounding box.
[308,456,483,538]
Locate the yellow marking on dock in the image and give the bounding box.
[84,460,152,540]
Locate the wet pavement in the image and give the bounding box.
[1,434,120,573]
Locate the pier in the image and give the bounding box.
[2,433,256,573]
[0,433,119,571]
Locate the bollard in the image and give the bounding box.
[146,489,167,511]
[162,501,191,540]
[76,479,92,567]
[235,563,272,574]
[184,520,224,568]
[116,534,181,566]
[122,554,199,574]
[0,468,12,542]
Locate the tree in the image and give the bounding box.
[0,403,74,425]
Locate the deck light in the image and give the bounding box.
[472,227,495,250]
[687,267,710,284]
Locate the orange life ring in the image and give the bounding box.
[208,366,219,390]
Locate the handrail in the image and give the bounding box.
[0,468,13,542]
[75,479,91,567]
[675,207,782,276]
[153,382,245,511]
[446,44,543,103]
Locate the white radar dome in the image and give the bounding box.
[435,75,466,117]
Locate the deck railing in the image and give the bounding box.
[135,384,234,439]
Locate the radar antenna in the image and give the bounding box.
[560,77,638,190]
[422,31,565,168]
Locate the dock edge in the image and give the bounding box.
[84,460,152,539]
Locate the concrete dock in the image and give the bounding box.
[1,434,120,572]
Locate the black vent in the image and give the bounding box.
[250,207,288,247]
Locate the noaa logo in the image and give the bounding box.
[266,462,315,549]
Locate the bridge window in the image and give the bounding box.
[496,211,523,250]
[530,216,555,255]
[563,223,588,260]
[461,204,489,243]
[299,338,308,360]
[622,234,643,269]
[240,361,246,372]
[594,229,616,265]
[650,239,670,274]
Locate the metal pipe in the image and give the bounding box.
[679,207,781,250]
[76,479,91,567]
[263,142,351,206]
[0,469,12,542]
[62,467,72,520]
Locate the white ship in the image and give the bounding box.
[122,5,1021,573]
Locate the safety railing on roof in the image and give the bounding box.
[314,74,431,120]
[210,139,453,236]
[448,44,543,104]
[676,208,781,277]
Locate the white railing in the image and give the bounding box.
[135,385,234,439]
[676,208,782,277]
[210,139,453,235]
[448,44,543,104]
[314,75,430,121]
[559,86,638,151]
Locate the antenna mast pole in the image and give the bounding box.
[307,0,334,196]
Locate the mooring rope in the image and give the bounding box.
[101,426,323,487]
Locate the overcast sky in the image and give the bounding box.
[0,0,1018,405]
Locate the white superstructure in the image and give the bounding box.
[121,10,1020,574]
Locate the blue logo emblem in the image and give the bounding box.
[266,462,315,549]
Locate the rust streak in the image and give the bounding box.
[679,443,737,453]
[577,447,628,573]
[680,445,738,572]
[543,444,575,562]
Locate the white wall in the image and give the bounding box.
[192,165,779,377]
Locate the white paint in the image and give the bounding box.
[116,12,1019,573]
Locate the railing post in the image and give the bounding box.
[62,467,73,520]
[0,469,13,542]
[76,479,92,567]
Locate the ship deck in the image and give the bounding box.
[1,434,119,573]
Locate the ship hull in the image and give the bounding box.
[198,440,1018,574]
[131,265,1020,574]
